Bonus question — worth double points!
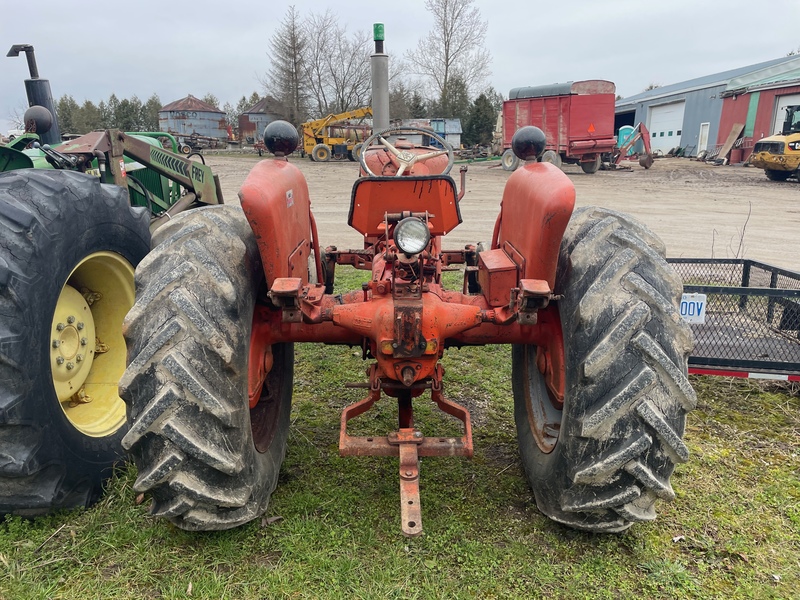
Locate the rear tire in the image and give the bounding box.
[312,144,331,163]
[540,150,562,169]
[765,169,791,181]
[120,205,293,531]
[513,206,696,532]
[0,169,150,515]
[501,149,519,171]
[580,156,601,174]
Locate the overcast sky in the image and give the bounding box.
[2,0,799,134]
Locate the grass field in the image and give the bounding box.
[1,269,798,599]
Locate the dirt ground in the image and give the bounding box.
[205,154,800,273]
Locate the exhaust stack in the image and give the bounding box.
[7,44,62,145]
[370,24,390,132]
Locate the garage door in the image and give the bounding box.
[648,101,686,154]
[772,94,800,135]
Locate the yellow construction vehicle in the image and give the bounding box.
[749,105,800,181]
[301,106,372,162]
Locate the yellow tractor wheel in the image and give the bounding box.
[0,170,150,516]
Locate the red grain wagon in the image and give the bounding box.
[501,80,617,174]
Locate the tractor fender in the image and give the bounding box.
[240,160,313,288]
[496,162,575,289]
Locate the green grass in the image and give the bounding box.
[1,269,798,599]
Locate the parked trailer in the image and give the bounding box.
[669,258,800,381]
[501,80,617,174]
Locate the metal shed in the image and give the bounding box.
[158,95,228,141]
[718,61,800,161]
[238,96,284,144]
[615,55,800,157]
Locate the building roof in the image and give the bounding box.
[243,96,284,115]
[724,60,800,95]
[616,55,800,109]
[160,94,224,114]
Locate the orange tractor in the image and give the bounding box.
[120,121,695,536]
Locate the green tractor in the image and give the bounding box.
[0,44,223,516]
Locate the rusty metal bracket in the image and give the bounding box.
[338,364,473,536]
[515,278,553,325]
[268,277,303,322]
[389,428,424,536]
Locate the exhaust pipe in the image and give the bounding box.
[370,24,390,132]
[8,44,62,145]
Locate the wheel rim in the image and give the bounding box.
[53,251,134,437]
[250,341,290,454]
[522,346,563,454]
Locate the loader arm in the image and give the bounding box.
[53,129,223,206]
[107,130,222,204]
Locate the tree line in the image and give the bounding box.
[53,91,266,136]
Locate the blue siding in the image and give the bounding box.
[158,110,227,140]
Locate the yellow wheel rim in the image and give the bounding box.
[52,252,134,437]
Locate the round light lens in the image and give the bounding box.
[394,217,430,256]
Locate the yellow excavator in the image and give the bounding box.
[749,105,800,181]
[301,106,372,162]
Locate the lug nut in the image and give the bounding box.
[80,338,87,346]
[76,354,83,362]
[77,322,84,330]
[66,362,74,370]
[56,323,65,331]
[67,316,75,324]
[52,340,60,348]
[56,357,65,365]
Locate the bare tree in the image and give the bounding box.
[405,0,491,101]
[302,11,337,116]
[265,6,308,125]
[301,11,371,116]
[325,28,372,113]
[8,104,27,130]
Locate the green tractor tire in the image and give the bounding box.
[0,169,150,515]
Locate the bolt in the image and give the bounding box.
[66,362,74,370]
[405,470,413,477]
[67,316,75,324]
[52,340,60,348]
[80,338,87,346]
[56,356,65,365]
[76,354,83,362]
[56,323,65,331]
[77,322,84,330]
[392,342,398,349]
[413,431,422,439]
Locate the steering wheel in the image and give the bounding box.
[358,126,454,177]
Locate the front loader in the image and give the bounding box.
[121,118,696,535]
[0,44,223,516]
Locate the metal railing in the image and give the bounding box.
[667,258,800,375]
